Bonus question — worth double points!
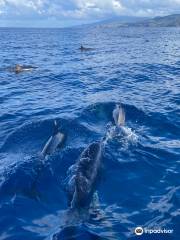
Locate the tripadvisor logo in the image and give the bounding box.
[134,226,174,236]
[135,227,144,236]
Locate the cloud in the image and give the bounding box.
[0,0,180,26]
[120,0,180,16]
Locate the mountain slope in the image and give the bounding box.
[131,14,180,27]
[95,14,180,28]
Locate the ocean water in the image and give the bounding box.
[0,26,179,240]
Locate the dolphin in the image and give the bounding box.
[112,104,134,138]
[66,142,102,209]
[79,45,94,52]
[113,104,125,128]
[11,64,37,74]
[40,120,65,159]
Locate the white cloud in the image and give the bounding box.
[0,0,180,26]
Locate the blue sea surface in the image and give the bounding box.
[0,26,179,240]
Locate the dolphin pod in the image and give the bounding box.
[39,105,126,208]
[35,105,126,239]
[9,45,94,74]
[9,44,94,74]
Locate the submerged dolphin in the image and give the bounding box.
[66,142,102,209]
[41,120,65,159]
[113,104,125,128]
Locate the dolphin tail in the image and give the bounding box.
[118,105,125,126]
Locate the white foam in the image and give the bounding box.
[103,123,138,147]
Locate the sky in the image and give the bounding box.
[0,0,180,27]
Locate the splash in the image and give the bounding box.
[103,123,138,149]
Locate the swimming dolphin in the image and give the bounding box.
[11,64,37,74]
[112,104,133,139]
[40,120,65,159]
[66,142,102,209]
[79,45,94,51]
[113,104,125,128]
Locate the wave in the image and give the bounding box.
[0,101,179,239]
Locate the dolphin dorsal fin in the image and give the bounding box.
[118,106,125,126]
[54,120,57,127]
[53,120,59,135]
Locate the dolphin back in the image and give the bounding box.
[68,142,102,209]
[41,132,64,158]
[113,105,125,127]
[118,106,125,126]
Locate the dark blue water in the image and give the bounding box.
[0,26,179,240]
